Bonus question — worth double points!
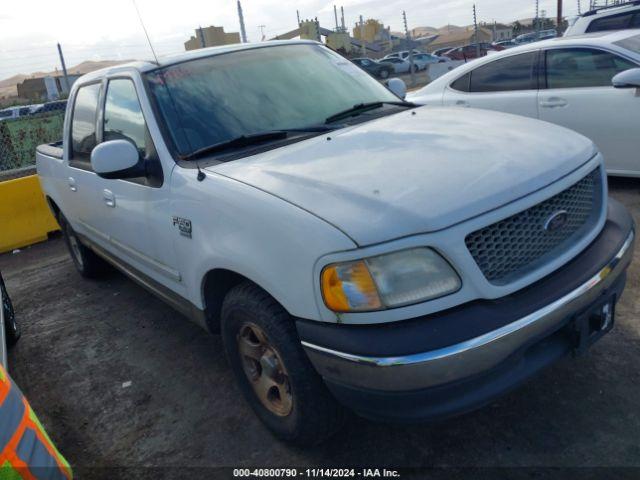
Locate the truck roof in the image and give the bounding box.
[77,40,320,83]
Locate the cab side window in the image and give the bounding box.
[71,83,101,162]
[102,78,163,187]
[104,79,147,157]
[545,48,638,89]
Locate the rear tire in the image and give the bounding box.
[221,282,347,445]
[59,214,109,278]
[379,69,390,79]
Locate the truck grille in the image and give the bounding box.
[466,168,602,285]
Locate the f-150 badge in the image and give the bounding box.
[172,216,192,238]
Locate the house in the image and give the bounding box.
[426,27,493,52]
[16,75,81,101]
[184,26,241,51]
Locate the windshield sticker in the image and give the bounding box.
[331,58,366,77]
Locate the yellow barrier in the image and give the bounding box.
[0,175,60,254]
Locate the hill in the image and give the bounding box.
[0,60,132,99]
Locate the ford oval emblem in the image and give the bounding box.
[544,210,569,232]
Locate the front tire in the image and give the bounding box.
[221,282,346,445]
[379,69,390,79]
[59,214,108,278]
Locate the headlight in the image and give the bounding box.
[321,248,461,313]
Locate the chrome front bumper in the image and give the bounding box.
[302,230,634,393]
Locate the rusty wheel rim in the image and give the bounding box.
[237,322,293,417]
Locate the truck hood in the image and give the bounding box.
[210,107,596,246]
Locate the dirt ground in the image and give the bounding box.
[0,178,638,478]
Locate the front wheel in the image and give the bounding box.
[221,282,346,445]
[379,69,390,79]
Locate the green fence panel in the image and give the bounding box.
[0,112,64,171]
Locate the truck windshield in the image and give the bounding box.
[145,44,401,158]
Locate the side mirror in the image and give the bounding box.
[90,140,145,180]
[386,78,407,99]
[612,68,640,89]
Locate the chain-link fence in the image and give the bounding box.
[0,103,66,173]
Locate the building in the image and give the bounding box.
[17,75,81,101]
[352,19,392,50]
[484,22,513,41]
[299,19,321,41]
[184,26,241,51]
[426,27,493,52]
[326,32,352,53]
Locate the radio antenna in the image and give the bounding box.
[132,0,159,64]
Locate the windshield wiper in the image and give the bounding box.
[180,126,335,161]
[324,101,416,124]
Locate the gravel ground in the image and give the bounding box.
[0,178,638,479]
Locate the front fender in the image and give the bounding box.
[170,168,356,321]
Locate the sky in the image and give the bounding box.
[0,0,581,80]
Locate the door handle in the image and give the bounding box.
[103,189,115,208]
[540,97,568,108]
[455,100,470,107]
[68,177,77,192]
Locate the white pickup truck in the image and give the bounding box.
[37,40,635,445]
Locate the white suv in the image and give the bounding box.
[565,1,640,36]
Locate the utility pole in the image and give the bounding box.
[557,0,563,34]
[296,10,301,26]
[535,0,540,38]
[473,4,480,59]
[57,43,70,94]
[237,0,248,43]
[359,15,366,56]
[258,25,266,41]
[198,26,206,48]
[403,10,415,86]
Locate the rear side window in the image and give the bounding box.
[468,52,538,92]
[614,33,640,54]
[450,72,471,92]
[545,48,638,89]
[71,83,101,161]
[586,11,639,32]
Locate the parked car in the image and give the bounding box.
[33,100,68,115]
[382,49,422,61]
[432,47,456,56]
[0,271,20,369]
[379,57,418,73]
[351,57,394,79]
[565,1,640,36]
[37,39,635,445]
[493,39,518,49]
[411,53,448,70]
[515,29,558,45]
[0,105,33,122]
[443,43,496,60]
[409,30,640,177]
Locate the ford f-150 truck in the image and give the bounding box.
[36,40,635,445]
